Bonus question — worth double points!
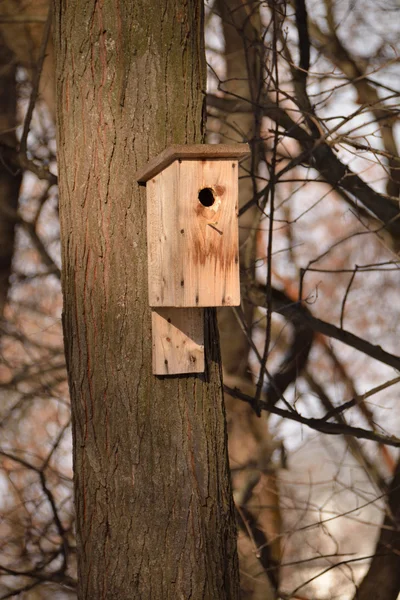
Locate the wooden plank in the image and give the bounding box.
[147,161,179,305]
[147,160,240,307]
[136,143,250,183]
[152,308,204,375]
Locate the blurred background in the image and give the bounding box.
[1,0,400,598]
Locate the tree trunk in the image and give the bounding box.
[355,457,400,600]
[53,1,240,598]
[0,34,21,320]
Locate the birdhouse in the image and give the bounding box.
[136,143,250,374]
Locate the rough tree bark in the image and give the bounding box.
[54,1,239,598]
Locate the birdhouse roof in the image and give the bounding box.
[136,143,251,183]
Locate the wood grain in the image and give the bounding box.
[147,159,240,307]
[152,308,204,374]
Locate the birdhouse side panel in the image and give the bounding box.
[178,160,240,307]
[146,163,181,306]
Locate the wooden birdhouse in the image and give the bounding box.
[136,143,250,375]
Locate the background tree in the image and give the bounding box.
[0,33,20,320]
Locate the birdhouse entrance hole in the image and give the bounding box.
[198,187,215,207]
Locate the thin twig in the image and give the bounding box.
[340,266,357,329]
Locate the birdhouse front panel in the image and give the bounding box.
[147,159,240,307]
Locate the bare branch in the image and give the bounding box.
[208,92,400,238]
[247,283,400,372]
[225,385,400,448]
